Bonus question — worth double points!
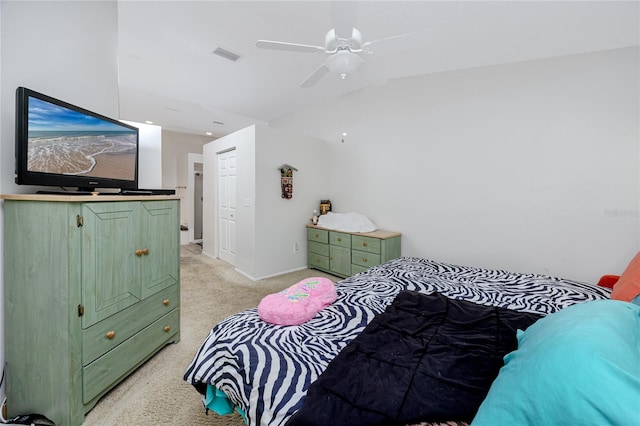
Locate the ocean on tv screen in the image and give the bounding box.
[27,130,137,180]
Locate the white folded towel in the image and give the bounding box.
[316,212,377,233]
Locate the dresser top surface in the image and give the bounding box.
[1,193,179,202]
[306,224,401,239]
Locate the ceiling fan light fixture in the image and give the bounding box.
[325,50,363,77]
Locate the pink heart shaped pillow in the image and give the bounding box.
[258,277,336,325]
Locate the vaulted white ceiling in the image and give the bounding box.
[116,1,639,137]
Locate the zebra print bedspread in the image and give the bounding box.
[183,257,610,426]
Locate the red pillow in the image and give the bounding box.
[611,251,640,302]
[597,275,620,289]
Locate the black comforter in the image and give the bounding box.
[287,291,542,426]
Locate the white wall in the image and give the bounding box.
[161,129,211,190]
[272,47,640,283]
[185,152,203,242]
[176,152,204,240]
[161,130,211,235]
[202,125,329,280]
[203,125,257,274]
[0,0,4,408]
[254,125,330,278]
[0,0,120,409]
[1,1,120,195]
[122,120,162,189]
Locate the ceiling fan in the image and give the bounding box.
[256,8,427,88]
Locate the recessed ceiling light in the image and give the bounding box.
[145,120,154,125]
[205,132,213,136]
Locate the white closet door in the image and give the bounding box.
[217,149,237,265]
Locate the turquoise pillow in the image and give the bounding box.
[472,300,640,426]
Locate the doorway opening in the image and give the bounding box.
[194,168,203,242]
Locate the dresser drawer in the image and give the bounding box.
[308,240,329,256]
[307,227,328,243]
[83,308,179,403]
[351,264,370,275]
[308,252,329,271]
[352,235,381,254]
[351,249,381,269]
[82,284,179,365]
[329,231,351,248]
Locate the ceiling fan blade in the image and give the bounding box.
[256,40,325,53]
[362,29,435,55]
[300,64,330,88]
[329,1,357,38]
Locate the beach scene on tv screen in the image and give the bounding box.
[27,97,137,181]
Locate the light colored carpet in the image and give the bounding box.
[83,244,337,425]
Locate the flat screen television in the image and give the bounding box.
[15,87,139,193]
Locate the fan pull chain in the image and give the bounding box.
[341,77,347,143]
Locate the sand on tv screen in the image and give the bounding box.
[27,96,137,181]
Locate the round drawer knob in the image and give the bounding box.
[142,248,149,255]
[135,249,143,256]
[163,299,170,306]
[315,233,319,238]
[363,257,368,263]
[337,237,341,242]
[106,330,116,339]
[164,326,171,332]
[362,242,368,247]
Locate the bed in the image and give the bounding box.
[184,256,637,425]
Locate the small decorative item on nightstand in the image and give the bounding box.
[319,200,331,215]
[311,210,319,225]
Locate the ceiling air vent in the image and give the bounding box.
[213,46,243,62]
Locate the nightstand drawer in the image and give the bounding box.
[82,284,178,365]
[352,235,381,254]
[308,252,329,270]
[308,240,329,256]
[329,231,351,248]
[307,227,328,243]
[351,249,381,269]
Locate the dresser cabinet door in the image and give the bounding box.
[140,201,179,298]
[329,245,351,277]
[329,231,352,276]
[81,202,142,328]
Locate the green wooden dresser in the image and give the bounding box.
[307,224,401,278]
[2,194,180,425]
